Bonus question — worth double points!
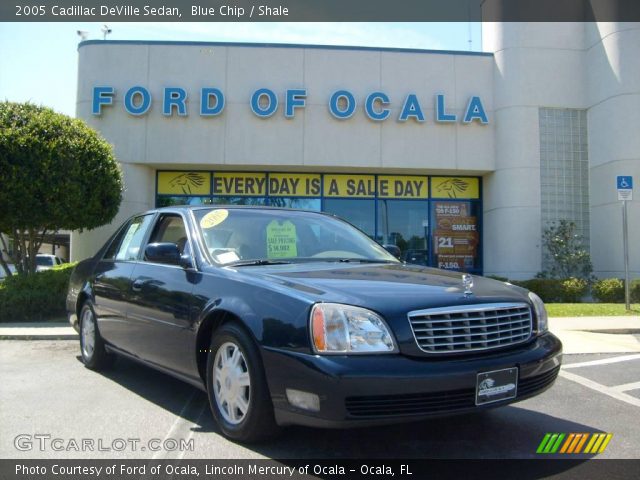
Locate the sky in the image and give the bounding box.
[0,22,482,117]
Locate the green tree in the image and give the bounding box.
[541,220,593,280]
[0,102,123,275]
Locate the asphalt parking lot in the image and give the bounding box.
[1,340,639,460]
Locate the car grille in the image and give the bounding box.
[345,388,476,417]
[407,303,533,354]
[344,366,560,417]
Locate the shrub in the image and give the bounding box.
[592,278,625,303]
[512,279,563,303]
[631,279,640,303]
[560,277,588,303]
[0,263,76,321]
[541,220,593,280]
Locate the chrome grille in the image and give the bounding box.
[408,303,532,354]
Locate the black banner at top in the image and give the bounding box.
[2,0,640,22]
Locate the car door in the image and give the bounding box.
[93,213,155,354]
[126,212,198,377]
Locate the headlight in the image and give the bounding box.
[310,303,397,354]
[528,292,548,333]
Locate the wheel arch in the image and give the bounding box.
[195,309,258,383]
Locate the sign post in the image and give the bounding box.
[617,176,633,310]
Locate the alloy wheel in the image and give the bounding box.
[81,308,96,359]
[212,342,251,425]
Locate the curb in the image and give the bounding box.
[580,329,640,335]
[0,334,78,340]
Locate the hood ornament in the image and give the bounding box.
[462,274,474,297]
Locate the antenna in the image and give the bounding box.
[101,25,112,40]
[77,30,89,41]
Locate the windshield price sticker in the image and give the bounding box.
[266,220,298,258]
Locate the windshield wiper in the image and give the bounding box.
[227,259,293,267]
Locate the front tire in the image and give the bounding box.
[79,303,113,370]
[206,323,279,442]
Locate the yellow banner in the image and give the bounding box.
[377,176,429,199]
[431,177,480,199]
[268,173,321,197]
[212,172,267,196]
[157,171,210,195]
[323,174,376,198]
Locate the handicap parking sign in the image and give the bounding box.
[617,176,633,201]
[617,176,633,190]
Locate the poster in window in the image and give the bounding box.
[432,201,479,271]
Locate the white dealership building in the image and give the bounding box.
[71,22,640,280]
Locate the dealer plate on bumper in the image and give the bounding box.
[475,367,518,405]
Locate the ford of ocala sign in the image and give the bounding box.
[92,86,489,124]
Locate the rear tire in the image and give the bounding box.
[206,323,280,442]
[79,302,114,370]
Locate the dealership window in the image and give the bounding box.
[155,171,482,273]
[269,198,321,211]
[211,196,266,206]
[156,196,213,207]
[378,199,429,265]
[323,199,376,239]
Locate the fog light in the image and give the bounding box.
[286,389,320,412]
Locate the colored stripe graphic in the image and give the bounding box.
[536,434,552,453]
[538,433,612,454]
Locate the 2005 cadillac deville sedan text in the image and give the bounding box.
[67,206,562,442]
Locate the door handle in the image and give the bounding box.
[132,279,145,292]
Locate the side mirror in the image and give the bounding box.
[382,244,401,259]
[145,243,181,265]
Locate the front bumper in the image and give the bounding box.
[68,312,79,333]
[263,332,562,428]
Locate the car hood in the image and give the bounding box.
[233,262,530,315]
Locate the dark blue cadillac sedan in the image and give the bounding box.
[67,206,562,442]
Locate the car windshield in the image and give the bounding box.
[36,256,53,266]
[193,208,399,266]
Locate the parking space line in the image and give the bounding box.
[562,354,640,369]
[612,381,640,393]
[175,400,207,461]
[559,370,640,408]
[152,391,197,460]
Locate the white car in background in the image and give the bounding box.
[35,254,66,272]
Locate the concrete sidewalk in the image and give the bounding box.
[549,316,640,354]
[0,322,77,340]
[1,316,639,353]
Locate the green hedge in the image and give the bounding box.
[511,278,588,303]
[592,278,624,303]
[0,263,76,322]
[592,278,640,303]
[512,279,563,303]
